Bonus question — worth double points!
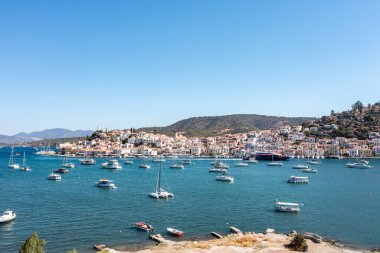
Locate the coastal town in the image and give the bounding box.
[57,125,380,158]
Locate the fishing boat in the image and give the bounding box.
[216,171,234,182]
[275,201,301,213]
[169,164,184,169]
[0,210,16,223]
[235,162,249,167]
[167,227,184,237]
[149,151,174,199]
[303,168,318,173]
[101,159,122,169]
[96,179,116,189]
[8,146,20,169]
[47,173,61,180]
[346,162,373,169]
[54,168,69,174]
[21,152,31,171]
[62,156,75,168]
[124,160,134,165]
[80,151,96,165]
[135,222,154,231]
[139,164,150,169]
[287,176,309,184]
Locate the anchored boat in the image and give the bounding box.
[167,227,184,237]
[0,210,16,223]
[287,176,309,184]
[275,201,301,213]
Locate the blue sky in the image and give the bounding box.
[0,0,379,135]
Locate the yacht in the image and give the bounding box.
[292,164,309,169]
[170,164,184,169]
[303,168,318,173]
[287,176,309,184]
[101,159,122,169]
[8,145,20,169]
[235,162,249,167]
[139,164,151,169]
[0,210,16,223]
[47,173,61,181]
[96,179,116,189]
[216,171,234,182]
[347,161,373,169]
[275,201,301,213]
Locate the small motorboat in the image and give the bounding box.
[302,168,318,173]
[307,160,321,165]
[62,163,75,169]
[267,162,283,166]
[136,222,154,231]
[0,210,16,223]
[180,160,192,165]
[235,162,249,167]
[124,160,134,165]
[47,173,61,180]
[139,164,150,169]
[96,179,116,189]
[54,168,69,174]
[102,159,122,169]
[209,168,227,173]
[170,164,184,169]
[292,164,309,169]
[216,171,234,182]
[167,227,184,237]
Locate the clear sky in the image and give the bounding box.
[0,0,379,135]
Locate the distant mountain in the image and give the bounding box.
[139,114,316,137]
[0,128,93,144]
[303,101,380,140]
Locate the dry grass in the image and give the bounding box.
[220,235,257,247]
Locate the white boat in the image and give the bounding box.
[245,158,258,163]
[209,168,227,173]
[80,151,96,165]
[0,210,16,223]
[287,176,309,184]
[101,159,122,169]
[179,160,192,165]
[167,227,184,236]
[292,164,309,169]
[124,160,134,165]
[149,152,174,199]
[153,158,166,163]
[170,164,184,169]
[216,171,234,182]
[346,162,373,169]
[47,173,61,181]
[62,156,75,168]
[96,179,116,189]
[235,162,249,167]
[21,152,31,171]
[139,164,151,169]
[303,168,318,173]
[267,162,283,166]
[8,145,20,169]
[35,140,55,155]
[275,201,301,213]
[307,160,321,165]
[214,161,229,169]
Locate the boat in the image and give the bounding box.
[62,156,75,168]
[235,162,249,167]
[267,161,283,166]
[346,161,373,169]
[35,140,56,155]
[303,168,318,173]
[169,164,184,169]
[248,151,290,161]
[287,176,309,184]
[292,164,309,169]
[80,151,96,165]
[244,158,258,163]
[135,222,154,231]
[307,159,321,165]
[153,158,166,163]
[124,160,134,165]
[101,159,122,169]
[179,160,192,165]
[96,179,116,189]
[209,168,227,173]
[54,168,69,174]
[275,201,301,213]
[139,164,151,169]
[215,171,234,182]
[167,227,184,237]
[0,210,16,223]
[8,145,20,169]
[303,232,323,243]
[149,151,174,199]
[21,152,31,171]
[47,173,61,180]
[214,161,229,169]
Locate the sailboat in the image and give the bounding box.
[62,156,75,168]
[267,155,283,166]
[21,152,31,171]
[8,146,20,169]
[149,148,174,199]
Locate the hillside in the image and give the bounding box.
[303,101,380,140]
[139,114,316,137]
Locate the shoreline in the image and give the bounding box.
[98,230,372,253]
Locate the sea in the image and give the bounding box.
[1,147,379,252]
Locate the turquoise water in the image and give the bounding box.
[1,147,379,252]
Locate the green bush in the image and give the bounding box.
[19,232,46,253]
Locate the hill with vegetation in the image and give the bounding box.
[302,101,380,140]
[139,114,316,137]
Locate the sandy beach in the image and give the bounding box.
[98,231,370,253]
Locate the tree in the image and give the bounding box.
[330,110,335,116]
[352,101,364,113]
[19,232,46,253]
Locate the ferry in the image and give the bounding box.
[275,201,301,213]
[287,176,309,184]
[247,151,290,161]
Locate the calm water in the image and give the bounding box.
[1,147,379,252]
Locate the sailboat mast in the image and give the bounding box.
[23,152,26,167]
[158,145,162,191]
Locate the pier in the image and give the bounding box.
[211,231,224,239]
[149,234,165,243]
[229,226,243,235]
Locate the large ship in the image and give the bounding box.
[245,151,290,161]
